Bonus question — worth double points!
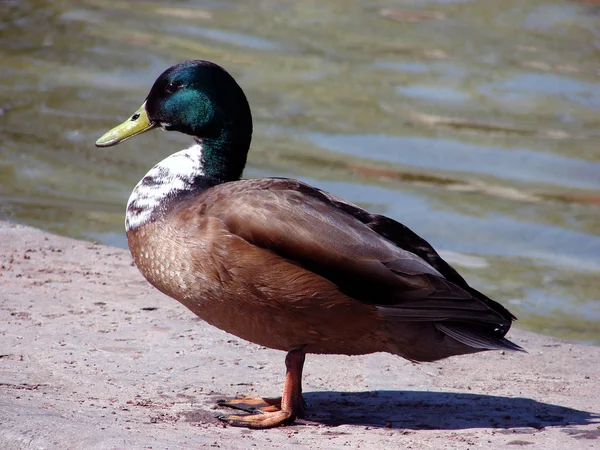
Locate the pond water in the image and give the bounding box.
[1,0,599,344]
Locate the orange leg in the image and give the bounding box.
[218,348,306,429]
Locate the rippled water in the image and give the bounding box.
[1,0,599,343]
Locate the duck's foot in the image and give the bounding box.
[217,349,306,429]
[217,396,283,414]
[218,395,307,416]
[217,393,306,429]
[218,407,298,429]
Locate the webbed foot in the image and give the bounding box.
[216,349,306,429]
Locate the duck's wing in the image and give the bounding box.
[200,178,519,348]
[311,185,517,324]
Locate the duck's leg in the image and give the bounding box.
[217,348,306,429]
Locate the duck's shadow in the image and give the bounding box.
[296,390,599,430]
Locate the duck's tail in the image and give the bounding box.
[435,322,526,352]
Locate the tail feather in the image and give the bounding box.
[435,323,525,352]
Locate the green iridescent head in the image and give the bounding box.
[96,60,253,182]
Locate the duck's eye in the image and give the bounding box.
[165,82,179,94]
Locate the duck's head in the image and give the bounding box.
[96,60,253,182]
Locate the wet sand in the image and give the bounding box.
[1,220,598,449]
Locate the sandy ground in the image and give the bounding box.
[0,220,599,449]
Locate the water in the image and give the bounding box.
[1,0,599,344]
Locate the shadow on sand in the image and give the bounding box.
[298,390,600,430]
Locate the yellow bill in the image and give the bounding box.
[95,102,155,147]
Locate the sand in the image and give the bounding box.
[1,220,598,449]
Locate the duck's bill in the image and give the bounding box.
[95,102,155,147]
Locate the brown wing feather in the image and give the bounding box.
[194,178,514,330]
[305,184,517,335]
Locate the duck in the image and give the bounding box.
[96,60,523,429]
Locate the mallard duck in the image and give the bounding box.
[96,60,523,429]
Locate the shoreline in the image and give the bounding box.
[1,220,598,449]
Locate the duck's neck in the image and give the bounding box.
[198,126,250,184]
[125,131,250,232]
